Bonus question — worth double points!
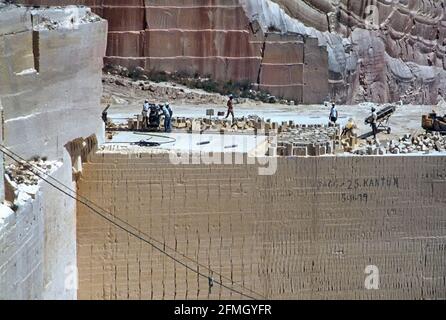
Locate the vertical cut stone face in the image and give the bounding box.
[16,0,446,103]
[0,6,107,160]
[303,37,329,103]
[259,33,329,103]
[141,0,264,82]
[77,152,446,300]
[260,34,305,103]
[17,0,331,104]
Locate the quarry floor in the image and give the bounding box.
[107,101,439,142]
[104,131,268,154]
[103,76,446,147]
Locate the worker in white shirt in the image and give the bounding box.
[329,102,338,125]
[142,99,150,128]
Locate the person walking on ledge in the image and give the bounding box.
[225,94,235,124]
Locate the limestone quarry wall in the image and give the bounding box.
[17,0,330,104]
[17,0,446,104]
[0,5,107,160]
[0,5,107,299]
[77,152,446,300]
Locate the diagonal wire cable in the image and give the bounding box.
[0,144,267,300]
[0,146,257,299]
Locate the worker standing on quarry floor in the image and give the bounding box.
[142,99,150,129]
[329,102,338,125]
[166,103,173,132]
[370,107,378,139]
[225,94,235,123]
[162,103,172,133]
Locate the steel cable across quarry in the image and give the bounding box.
[0,145,266,300]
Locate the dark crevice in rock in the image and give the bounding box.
[257,33,267,86]
[32,30,40,72]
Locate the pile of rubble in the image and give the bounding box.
[3,157,60,210]
[103,66,298,106]
[31,7,102,31]
[5,157,59,211]
[102,74,226,105]
[124,115,260,133]
[353,131,446,155]
[175,116,259,133]
[275,125,339,156]
[5,158,54,186]
[172,117,326,135]
[106,121,128,132]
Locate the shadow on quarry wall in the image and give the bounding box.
[76,152,446,300]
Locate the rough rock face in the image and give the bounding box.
[16,0,446,104]
[271,0,446,104]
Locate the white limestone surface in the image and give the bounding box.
[0,5,107,161]
[0,155,76,300]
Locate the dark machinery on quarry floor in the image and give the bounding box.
[365,105,396,134]
[422,112,446,133]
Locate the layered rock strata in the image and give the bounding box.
[270,0,446,104]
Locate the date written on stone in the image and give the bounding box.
[340,192,368,203]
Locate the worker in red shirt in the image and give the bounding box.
[224,94,235,123]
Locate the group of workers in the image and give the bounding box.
[140,95,380,139]
[142,100,173,132]
[329,102,378,139]
[225,97,380,140]
[139,95,235,133]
